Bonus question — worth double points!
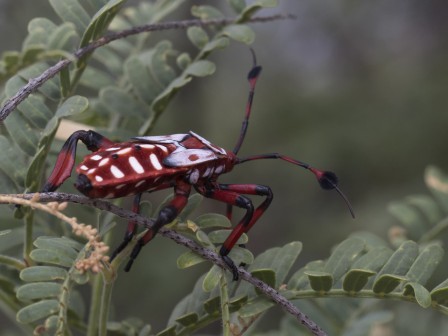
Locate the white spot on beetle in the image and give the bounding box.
[80,165,88,171]
[117,147,132,155]
[116,184,126,189]
[88,168,96,175]
[95,175,103,182]
[189,169,200,184]
[129,156,144,174]
[203,167,212,177]
[215,165,224,174]
[110,165,125,178]
[135,180,145,188]
[91,155,102,161]
[140,144,155,149]
[106,147,121,151]
[105,193,115,198]
[99,158,110,167]
[150,154,163,170]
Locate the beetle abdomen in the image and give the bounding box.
[75,142,186,198]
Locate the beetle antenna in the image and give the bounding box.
[237,153,355,218]
[233,49,262,155]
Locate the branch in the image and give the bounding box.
[0,14,294,122]
[1,192,326,336]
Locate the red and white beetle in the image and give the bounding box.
[42,55,354,280]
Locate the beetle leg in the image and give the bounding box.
[110,193,142,262]
[42,130,114,192]
[196,183,272,280]
[124,180,191,272]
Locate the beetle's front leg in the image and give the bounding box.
[123,180,191,272]
[42,130,114,192]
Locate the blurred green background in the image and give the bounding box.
[1,0,448,333]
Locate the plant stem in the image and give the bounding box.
[87,273,103,336]
[220,272,231,336]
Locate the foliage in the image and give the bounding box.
[0,0,448,335]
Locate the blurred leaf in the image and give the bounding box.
[403,282,431,308]
[221,25,255,44]
[202,265,222,292]
[17,282,62,301]
[16,299,59,324]
[324,237,365,282]
[305,271,333,292]
[49,0,90,35]
[20,266,68,282]
[30,249,75,267]
[177,251,205,269]
[187,27,209,49]
[208,230,248,244]
[191,5,224,20]
[405,243,443,285]
[195,213,231,229]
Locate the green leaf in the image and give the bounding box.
[34,237,79,259]
[403,282,432,308]
[49,0,90,35]
[47,22,78,51]
[100,87,149,118]
[373,274,407,294]
[405,243,444,285]
[16,299,59,323]
[20,266,68,282]
[176,52,192,70]
[175,312,199,327]
[124,56,158,105]
[252,269,276,294]
[202,265,222,292]
[203,296,221,315]
[375,240,419,279]
[187,27,209,49]
[208,230,248,245]
[30,249,75,267]
[18,94,53,128]
[237,0,278,22]
[178,194,203,220]
[156,325,176,336]
[177,251,205,269]
[305,271,333,292]
[388,201,427,239]
[185,60,216,77]
[430,279,448,305]
[324,237,366,282]
[191,5,224,20]
[221,25,255,44]
[343,269,376,293]
[17,282,62,301]
[238,296,275,318]
[55,95,89,118]
[195,213,231,229]
[228,0,246,13]
[4,111,38,156]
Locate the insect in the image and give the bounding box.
[42,54,354,280]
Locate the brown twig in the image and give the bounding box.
[1,192,326,336]
[0,14,294,122]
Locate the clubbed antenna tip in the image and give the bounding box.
[310,168,355,218]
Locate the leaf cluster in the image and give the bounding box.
[1,0,448,335]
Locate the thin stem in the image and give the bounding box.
[0,14,294,122]
[220,271,231,336]
[98,277,114,336]
[86,274,103,336]
[23,211,34,267]
[0,254,26,271]
[1,192,326,336]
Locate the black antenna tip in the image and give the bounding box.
[248,65,262,80]
[318,171,338,190]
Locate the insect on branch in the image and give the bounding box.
[1,192,326,336]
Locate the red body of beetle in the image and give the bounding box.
[74,132,236,199]
[42,57,353,280]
